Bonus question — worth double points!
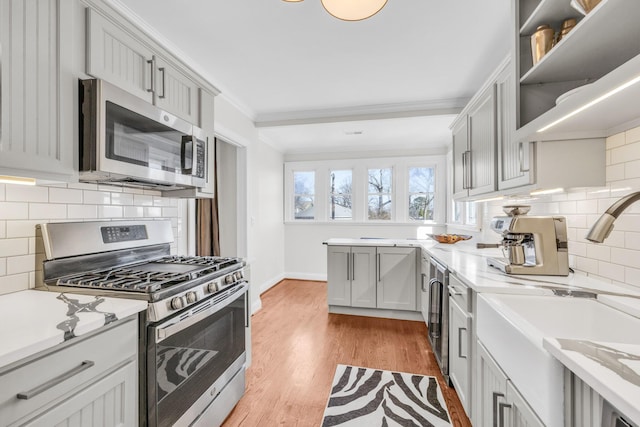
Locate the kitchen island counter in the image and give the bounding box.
[0,289,147,369]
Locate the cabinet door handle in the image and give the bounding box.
[465,150,472,189]
[377,253,381,282]
[147,58,155,93]
[346,253,350,281]
[421,273,427,292]
[492,392,505,427]
[458,327,467,359]
[498,402,512,427]
[158,67,166,99]
[17,360,95,400]
[448,285,464,296]
[519,141,530,172]
[461,151,468,189]
[351,253,355,281]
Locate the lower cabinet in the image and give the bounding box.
[327,245,417,311]
[449,291,471,415]
[0,317,138,427]
[476,342,544,427]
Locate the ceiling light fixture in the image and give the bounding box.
[283,0,388,21]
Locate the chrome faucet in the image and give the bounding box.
[586,191,640,243]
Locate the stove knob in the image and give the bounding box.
[207,282,217,293]
[234,271,242,281]
[225,275,234,284]
[171,296,185,310]
[237,270,244,279]
[186,292,198,304]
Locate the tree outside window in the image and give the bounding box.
[329,170,352,220]
[294,171,315,220]
[408,167,435,221]
[368,168,392,220]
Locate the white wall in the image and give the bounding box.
[0,183,184,295]
[477,125,640,290]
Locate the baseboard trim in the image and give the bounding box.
[251,298,262,315]
[284,272,327,282]
[259,273,286,294]
[328,305,424,322]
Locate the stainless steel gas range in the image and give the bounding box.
[38,220,248,427]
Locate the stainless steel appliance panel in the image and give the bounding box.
[428,256,449,381]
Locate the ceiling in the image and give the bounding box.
[116,0,512,154]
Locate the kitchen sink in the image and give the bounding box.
[477,293,640,427]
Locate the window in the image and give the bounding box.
[284,156,446,223]
[368,167,392,220]
[329,170,352,220]
[451,200,478,227]
[293,171,315,220]
[408,167,435,221]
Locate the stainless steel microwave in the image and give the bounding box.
[79,78,206,190]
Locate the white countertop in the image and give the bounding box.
[544,338,640,425]
[0,290,147,369]
[325,238,639,297]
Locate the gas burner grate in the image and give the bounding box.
[153,255,239,270]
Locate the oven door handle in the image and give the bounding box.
[155,281,248,343]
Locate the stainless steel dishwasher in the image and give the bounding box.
[427,256,450,382]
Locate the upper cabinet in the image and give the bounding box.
[86,8,202,125]
[515,0,640,142]
[0,0,78,183]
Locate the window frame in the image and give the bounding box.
[284,156,446,224]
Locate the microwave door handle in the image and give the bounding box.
[181,135,195,175]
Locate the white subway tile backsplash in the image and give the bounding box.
[67,204,98,219]
[626,126,640,144]
[610,141,640,165]
[7,255,36,275]
[576,256,599,275]
[49,187,83,204]
[134,194,154,206]
[0,202,29,220]
[144,207,162,217]
[585,244,611,262]
[626,232,640,250]
[162,207,178,218]
[5,185,49,203]
[625,160,640,179]
[625,267,640,287]
[29,203,67,220]
[0,273,30,295]
[569,241,587,257]
[0,221,5,239]
[83,190,111,205]
[610,247,640,268]
[67,182,98,191]
[0,238,29,257]
[613,215,640,232]
[0,259,6,275]
[0,184,5,201]
[98,205,123,218]
[123,206,144,218]
[111,193,134,206]
[99,184,122,192]
[606,164,626,182]
[576,199,599,214]
[598,262,625,282]
[6,221,40,238]
[606,132,626,149]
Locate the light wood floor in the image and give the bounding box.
[222,279,471,427]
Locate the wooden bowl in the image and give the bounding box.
[426,234,472,244]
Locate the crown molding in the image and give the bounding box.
[254,98,467,127]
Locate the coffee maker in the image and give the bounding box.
[484,206,569,276]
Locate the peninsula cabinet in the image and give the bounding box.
[476,342,544,427]
[0,0,77,183]
[327,246,376,308]
[326,245,418,312]
[87,7,200,124]
[0,317,138,427]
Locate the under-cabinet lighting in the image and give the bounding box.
[589,187,632,195]
[530,187,564,196]
[473,196,505,203]
[0,175,36,186]
[538,74,640,133]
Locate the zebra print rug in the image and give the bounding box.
[322,365,452,427]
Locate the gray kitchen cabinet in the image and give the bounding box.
[153,55,200,125]
[451,76,497,199]
[0,0,77,183]
[476,342,544,427]
[86,7,154,103]
[419,251,430,325]
[376,247,417,311]
[496,59,532,191]
[448,274,471,417]
[327,246,376,308]
[86,7,201,124]
[0,317,138,427]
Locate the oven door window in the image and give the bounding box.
[149,292,246,427]
[105,101,187,174]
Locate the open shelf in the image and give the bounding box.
[520,0,582,35]
[520,0,640,85]
[514,52,640,142]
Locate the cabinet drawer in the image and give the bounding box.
[448,273,470,311]
[0,317,137,425]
